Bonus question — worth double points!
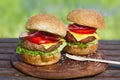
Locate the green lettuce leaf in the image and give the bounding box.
[16,41,66,56]
[67,40,98,48]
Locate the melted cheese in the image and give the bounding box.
[42,43,56,49]
[42,39,65,49]
[69,31,99,41]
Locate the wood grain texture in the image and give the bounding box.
[0,61,12,68]
[0,76,41,80]
[99,40,120,45]
[0,43,17,48]
[98,50,120,56]
[98,44,120,50]
[0,38,18,43]
[0,38,120,80]
[11,52,108,79]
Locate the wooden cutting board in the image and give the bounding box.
[11,52,108,79]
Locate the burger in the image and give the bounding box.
[16,14,66,66]
[64,9,105,55]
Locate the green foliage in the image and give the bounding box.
[0,0,120,40]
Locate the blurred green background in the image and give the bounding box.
[0,0,120,40]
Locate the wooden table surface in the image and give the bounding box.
[0,38,120,80]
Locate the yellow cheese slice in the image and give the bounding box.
[42,39,65,49]
[42,43,56,49]
[69,31,99,41]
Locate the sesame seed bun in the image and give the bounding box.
[64,44,98,55]
[26,14,66,37]
[67,9,105,29]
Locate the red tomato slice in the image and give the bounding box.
[28,36,51,44]
[68,24,96,34]
[28,31,60,44]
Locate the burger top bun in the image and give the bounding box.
[26,14,66,37]
[67,9,105,29]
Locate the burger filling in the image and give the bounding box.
[65,23,99,48]
[16,31,66,56]
[21,40,63,52]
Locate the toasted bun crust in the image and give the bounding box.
[20,53,60,66]
[26,14,66,37]
[67,9,105,29]
[64,44,98,55]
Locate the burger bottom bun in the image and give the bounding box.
[20,53,60,66]
[64,44,98,55]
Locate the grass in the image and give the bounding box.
[0,0,120,40]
